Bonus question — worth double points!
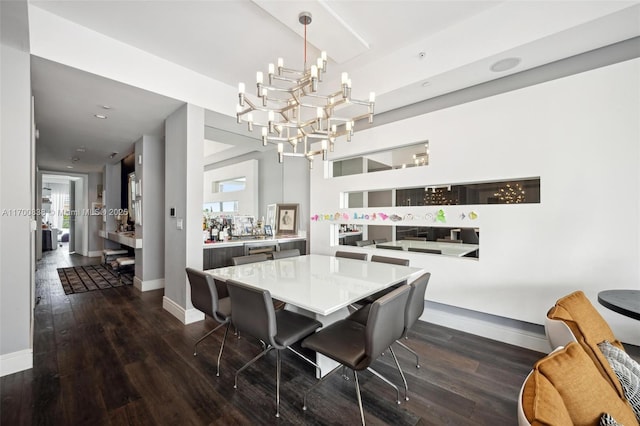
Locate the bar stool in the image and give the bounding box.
[102,248,128,264]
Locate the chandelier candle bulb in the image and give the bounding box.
[256,71,263,84]
[341,72,348,84]
[369,92,376,103]
[261,127,268,146]
[247,113,253,132]
[277,142,284,163]
[268,110,275,133]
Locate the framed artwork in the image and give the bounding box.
[276,203,298,235]
[266,204,276,231]
[264,225,273,236]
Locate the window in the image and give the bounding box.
[332,141,429,177]
[204,201,238,214]
[212,177,246,193]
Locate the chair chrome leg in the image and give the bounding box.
[388,346,409,401]
[396,339,420,368]
[216,322,230,377]
[286,346,322,378]
[276,350,281,418]
[353,370,366,426]
[234,346,273,389]
[367,366,401,404]
[194,321,226,356]
[303,364,342,411]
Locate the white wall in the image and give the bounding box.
[87,172,103,256]
[135,132,165,288]
[164,104,205,323]
[102,162,121,249]
[0,43,34,375]
[205,149,311,239]
[203,159,258,216]
[311,58,640,345]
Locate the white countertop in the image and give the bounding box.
[203,235,305,249]
[338,231,362,238]
[206,254,423,316]
[99,229,142,249]
[365,240,479,257]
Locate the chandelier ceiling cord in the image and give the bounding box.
[236,11,375,168]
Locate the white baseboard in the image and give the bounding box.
[1,349,33,377]
[422,304,550,354]
[88,250,102,258]
[162,296,204,324]
[134,277,165,292]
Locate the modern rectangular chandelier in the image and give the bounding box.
[236,12,375,168]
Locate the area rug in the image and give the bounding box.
[57,264,133,295]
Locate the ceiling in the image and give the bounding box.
[28,0,640,173]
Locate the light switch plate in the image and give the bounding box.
[177,219,183,230]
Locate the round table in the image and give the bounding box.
[597,290,640,321]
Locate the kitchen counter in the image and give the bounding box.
[203,235,306,249]
[203,235,307,270]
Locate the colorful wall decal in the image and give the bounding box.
[436,209,446,223]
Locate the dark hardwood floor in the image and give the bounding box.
[2,247,554,425]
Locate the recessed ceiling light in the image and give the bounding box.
[94,114,108,119]
[490,57,521,72]
[421,81,431,87]
[76,147,86,152]
[418,51,426,60]
[71,156,80,162]
[101,105,112,110]
[109,152,118,159]
[66,165,74,169]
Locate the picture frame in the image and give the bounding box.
[275,203,298,235]
[264,225,273,236]
[266,204,276,231]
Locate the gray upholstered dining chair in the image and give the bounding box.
[231,253,268,265]
[302,285,411,425]
[347,272,431,401]
[436,238,463,243]
[272,249,300,259]
[335,250,368,261]
[371,255,410,267]
[373,238,388,244]
[460,228,479,244]
[351,272,431,368]
[355,240,373,247]
[403,236,426,241]
[226,279,322,418]
[376,244,403,250]
[185,268,231,377]
[408,247,442,254]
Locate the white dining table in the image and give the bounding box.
[206,253,424,376]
